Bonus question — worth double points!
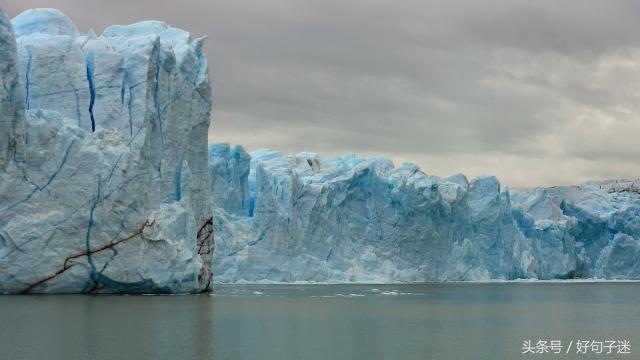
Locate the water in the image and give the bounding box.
[1,283,639,360]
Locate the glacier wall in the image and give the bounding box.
[0,8,213,293]
[211,144,640,283]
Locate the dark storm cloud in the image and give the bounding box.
[4,0,640,186]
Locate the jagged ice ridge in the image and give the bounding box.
[211,144,640,283]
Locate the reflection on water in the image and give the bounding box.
[0,283,639,360]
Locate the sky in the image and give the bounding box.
[4,0,640,187]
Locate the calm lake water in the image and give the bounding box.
[1,283,639,360]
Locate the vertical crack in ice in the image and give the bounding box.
[119,69,127,109]
[86,53,96,132]
[248,198,255,217]
[152,44,164,173]
[24,46,32,110]
[42,140,76,189]
[192,40,204,87]
[105,153,123,186]
[57,57,84,128]
[86,247,118,293]
[85,176,102,277]
[119,69,133,137]
[174,161,182,201]
[325,246,333,262]
[372,193,385,243]
[326,208,342,262]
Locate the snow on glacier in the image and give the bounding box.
[211,144,640,283]
[0,8,213,293]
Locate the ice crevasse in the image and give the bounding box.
[211,144,640,283]
[0,8,213,293]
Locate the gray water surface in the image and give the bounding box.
[1,283,639,359]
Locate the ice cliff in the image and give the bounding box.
[211,144,640,283]
[0,9,213,293]
[2,8,637,291]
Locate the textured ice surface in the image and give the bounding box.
[0,9,213,293]
[209,143,251,217]
[212,145,640,283]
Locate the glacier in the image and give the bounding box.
[0,8,213,293]
[211,144,640,283]
[2,8,639,292]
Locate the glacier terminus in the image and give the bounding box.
[211,144,640,283]
[0,8,213,293]
[1,8,640,294]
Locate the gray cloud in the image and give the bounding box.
[4,0,640,187]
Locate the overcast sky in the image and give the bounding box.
[4,0,640,187]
